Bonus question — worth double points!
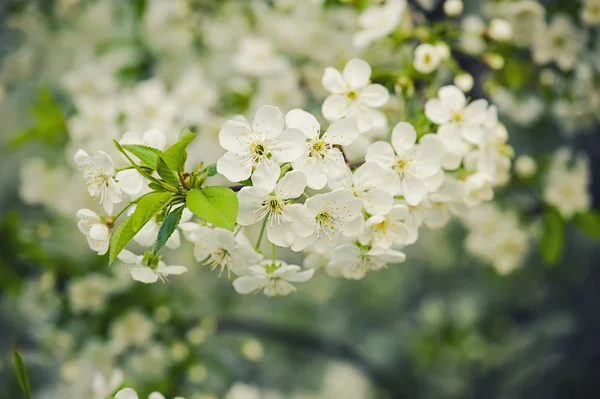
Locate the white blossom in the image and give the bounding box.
[327,244,406,280]
[233,260,314,296]
[232,37,289,76]
[187,226,262,277]
[286,109,359,189]
[533,15,585,71]
[74,150,122,214]
[217,105,305,189]
[117,250,188,284]
[115,387,185,399]
[365,122,443,205]
[76,209,111,255]
[413,43,442,74]
[237,171,315,247]
[352,0,407,49]
[292,188,364,253]
[359,204,412,249]
[321,58,389,133]
[425,85,490,145]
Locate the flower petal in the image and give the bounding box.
[253,105,284,139]
[322,94,349,121]
[325,118,359,146]
[391,122,417,155]
[131,267,159,283]
[285,109,320,139]
[439,85,467,112]
[115,388,140,399]
[217,151,253,183]
[270,128,306,163]
[219,119,252,152]
[359,84,389,108]
[322,67,347,94]
[343,58,372,89]
[252,161,281,191]
[275,170,307,198]
[233,276,264,294]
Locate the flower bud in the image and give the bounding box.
[515,155,537,178]
[395,76,415,97]
[454,73,474,92]
[488,19,513,41]
[142,251,161,269]
[444,0,463,16]
[483,53,505,70]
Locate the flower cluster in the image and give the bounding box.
[70,56,510,297]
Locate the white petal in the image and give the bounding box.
[266,218,297,247]
[464,99,489,125]
[322,67,347,94]
[438,85,467,111]
[92,151,115,175]
[461,125,484,145]
[233,276,264,294]
[252,161,281,191]
[285,109,320,139]
[325,118,359,146]
[160,265,188,275]
[343,58,372,89]
[359,84,389,108]
[275,171,306,199]
[219,119,252,152]
[118,249,141,265]
[142,129,167,150]
[217,152,253,183]
[89,224,110,241]
[115,388,140,399]
[365,142,396,169]
[116,169,144,196]
[295,157,328,190]
[402,175,428,206]
[131,267,159,283]
[285,268,315,283]
[322,94,349,122]
[270,128,305,163]
[148,393,166,399]
[361,188,394,215]
[237,187,269,226]
[74,149,91,166]
[424,99,450,124]
[391,122,417,155]
[285,204,316,237]
[253,105,284,139]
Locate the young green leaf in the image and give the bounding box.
[154,206,185,252]
[540,208,565,265]
[148,182,168,192]
[202,163,218,177]
[13,350,31,399]
[113,140,161,184]
[162,132,197,173]
[109,192,172,263]
[187,186,238,231]
[131,192,172,231]
[572,210,600,241]
[122,144,162,170]
[156,157,180,187]
[179,127,195,140]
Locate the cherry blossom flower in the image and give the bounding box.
[321,58,389,133]
[74,149,122,214]
[76,209,111,255]
[117,250,188,284]
[233,260,315,296]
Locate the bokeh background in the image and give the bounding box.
[1,0,600,398]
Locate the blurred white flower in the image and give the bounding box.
[352,0,406,49]
[117,250,188,284]
[232,37,289,76]
[321,58,389,133]
[413,43,441,74]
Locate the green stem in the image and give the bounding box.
[255,217,268,251]
[271,243,276,264]
[302,192,310,199]
[115,166,135,173]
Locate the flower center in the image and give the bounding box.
[347,90,358,100]
[452,111,464,123]
[309,139,330,158]
[250,141,271,163]
[315,210,336,240]
[393,158,410,177]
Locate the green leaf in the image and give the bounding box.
[162,132,197,173]
[179,127,195,141]
[203,163,218,177]
[187,186,238,231]
[540,208,565,265]
[13,350,31,399]
[154,206,184,252]
[157,157,180,187]
[113,140,160,184]
[122,144,162,170]
[148,182,167,192]
[572,210,600,241]
[131,192,172,231]
[109,192,172,263]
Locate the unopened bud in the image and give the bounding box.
[488,19,513,41]
[454,73,474,92]
[444,0,463,16]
